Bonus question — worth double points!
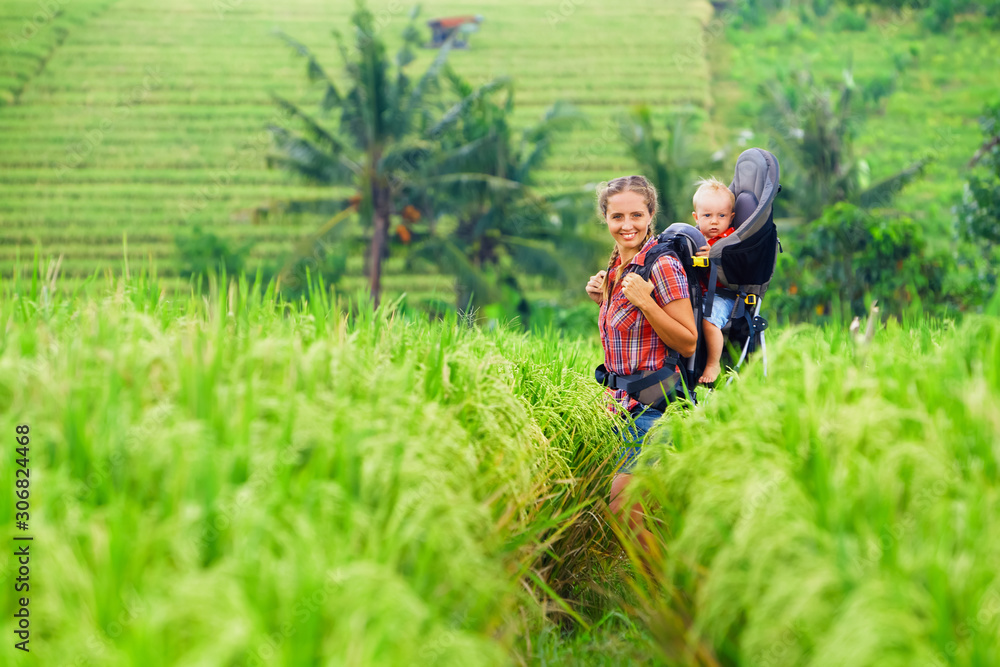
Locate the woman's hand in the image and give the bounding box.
[586,270,607,304]
[621,273,655,309]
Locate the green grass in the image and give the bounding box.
[625,304,1000,665]
[2,259,1000,664]
[0,260,665,665]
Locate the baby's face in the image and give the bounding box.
[693,192,734,240]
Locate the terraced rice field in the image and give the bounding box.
[0,0,714,294]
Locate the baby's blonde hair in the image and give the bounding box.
[692,177,735,211]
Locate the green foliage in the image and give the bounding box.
[769,202,948,320]
[832,6,870,30]
[618,106,719,225]
[954,103,1000,307]
[174,226,253,283]
[267,0,509,307]
[759,65,927,221]
[729,0,788,28]
[412,70,598,319]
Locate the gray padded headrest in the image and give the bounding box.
[734,191,758,229]
[664,222,706,254]
[728,148,779,240]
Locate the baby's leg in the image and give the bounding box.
[700,320,724,384]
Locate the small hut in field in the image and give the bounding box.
[426,15,483,49]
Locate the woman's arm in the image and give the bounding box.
[621,275,698,357]
[642,298,697,358]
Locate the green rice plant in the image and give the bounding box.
[0,256,651,665]
[622,314,1000,665]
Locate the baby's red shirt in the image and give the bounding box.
[707,227,735,246]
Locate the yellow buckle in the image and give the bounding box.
[744,294,758,305]
[692,257,709,268]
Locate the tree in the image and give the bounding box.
[954,103,1000,306]
[759,66,928,221]
[264,1,506,307]
[411,70,601,320]
[770,202,946,321]
[617,106,718,226]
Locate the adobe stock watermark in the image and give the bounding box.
[218,0,408,33]
[503,115,619,236]
[851,466,961,574]
[48,401,175,512]
[56,66,164,178]
[737,469,787,522]
[750,620,809,667]
[926,582,1000,666]
[242,567,347,666]
[546,0,587,26]
[6,0,67,52]
[68,586,150,667]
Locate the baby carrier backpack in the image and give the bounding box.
[594,147,782,408]
[705,147,782,378]
[594,223,710,410]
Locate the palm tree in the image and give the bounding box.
[618,106,718,225]
[411,70,600,320]
[264,1,506,307]
[759,67,929,221]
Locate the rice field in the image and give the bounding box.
[0,0,713,292]
[2,264,999,665]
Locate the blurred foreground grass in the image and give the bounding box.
[2,261,999,666]
[632,302,1000,666]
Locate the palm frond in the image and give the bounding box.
[427,77,513,139]
[411,237,501,304]
[418,172,526,195]
[272,29,343,107]
[500,236,568,279]
[405,34,455,122]
[856,158,930,209]
[378,139,436,183]
[523,101,585,143]
[267,126,359,184]
[270,93,350,156]
[424,134,502,178]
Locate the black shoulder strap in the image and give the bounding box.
[704,262,718,318]
[627,244,675,284]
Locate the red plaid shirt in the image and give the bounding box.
[599,237,690,415]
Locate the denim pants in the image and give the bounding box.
[613,405,664,474]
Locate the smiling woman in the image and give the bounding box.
[584,174,697,557]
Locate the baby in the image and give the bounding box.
[692,178,737,384]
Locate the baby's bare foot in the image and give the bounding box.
[699,362,721,384]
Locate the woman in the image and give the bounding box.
[585,175,697,553]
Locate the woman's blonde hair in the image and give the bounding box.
[596,175,658,303]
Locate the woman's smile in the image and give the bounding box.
[604,190,653,263]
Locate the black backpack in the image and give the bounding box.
[595,223,710,410]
